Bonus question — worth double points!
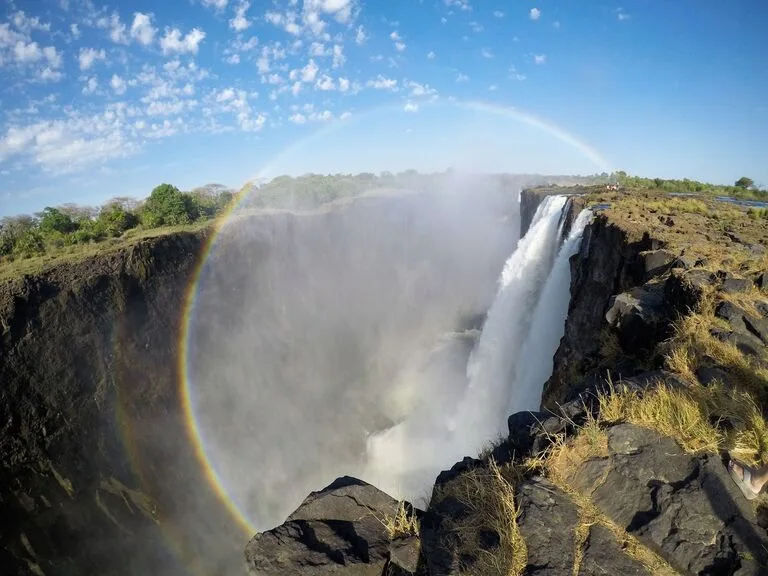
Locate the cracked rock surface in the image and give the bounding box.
[570,424,768,575]
[245,476,420,576]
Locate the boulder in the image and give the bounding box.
[696,365,736,387]
[720,276,751,294]
[665,269,717,313]
[570,424,768,575]
[516,477,579,576]
[639,249,676,279]
[715,301,768,347]
[244,477,420,576]
[605,284,669,351]
[755,271,768,291]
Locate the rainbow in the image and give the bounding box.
[175,99,614,555]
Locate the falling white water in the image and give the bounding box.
[364,195,572,500]
[508,208,593,413]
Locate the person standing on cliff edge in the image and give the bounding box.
[728,460,768,500]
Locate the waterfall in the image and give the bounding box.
[507,208,593,413]
[364,195,579,501]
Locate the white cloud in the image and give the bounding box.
[529,8,541,20]
[11,11,51,34]
[0,24,26,49]
[404,102,418,113]
[39,67,63,82]
[226,53,240,64]
[110,73,126,94]
[617,9,631,21]
[230,1,251,32]
[82,77,98,94]
[493,10,504,18]
[131,12,157,45]
[304,0,358,25]
[332,44,345,67]
[444,0,471,11]
[160,27,206,55]
[0,106,139,171]
[43,46,62,69]
[309,42,328,56]
[315,74,334,90]
[489,84,498,91]
[338,77,350,92]
[70,23,81,39]
[427,51,435,59]
[291,81,302,96]
[202,0,228,9]
[481,48,493,59]
[534,53,546,65]
[98,13,129,44]
[300,59,319,82]
[469,21,483,32]
[355,25,367,45]
[408,81,436,97]
[289,112,306,124]
[78,47,106,70]
[367,74,398,91]
[14,41,42,64]
[216,87,236,102]
[395,42,406,52]
[455,73,469,82]
[340,111,351,120]
[390,31,402,41]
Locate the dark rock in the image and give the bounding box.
[435,457,480,487]
[665,269,717,314]
[639,249,676,279]
[605,284,669,351]
[578,524,652,576]
[695,257,709,268]
[245,476,420,576]
[696,365,736,387]
[710,328,765,357]
[671,253,697,270]
[388,537,420,575]
[715,301,768,347]
[618,370,687,393]
[571,424,768,575]
[517,476,579,575]
[507,411,545,456]
[721,276,751,294]
[755,271,768,291]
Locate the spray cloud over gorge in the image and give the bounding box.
[185,176,591,530]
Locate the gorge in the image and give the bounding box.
[2,177,768,576]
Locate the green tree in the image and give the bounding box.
[141,183,196,227]
[98,204,139,237]
[38,207,77,235]
[735,177,754,189]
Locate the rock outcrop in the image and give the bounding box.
[245,477,420,576]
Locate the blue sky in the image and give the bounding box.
[0,0,767,216]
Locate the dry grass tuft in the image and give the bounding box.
[598,383,722,454]
[437,459,527,576]
[381,501,420,540]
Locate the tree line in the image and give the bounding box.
[0,183,234,260]
[610,172,766,200]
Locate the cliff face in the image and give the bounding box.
[0,230,245,576]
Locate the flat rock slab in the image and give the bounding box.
[517,476,579,576]
[245,476,420,576]
[571,424,768,575]
[578,524,652,576]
